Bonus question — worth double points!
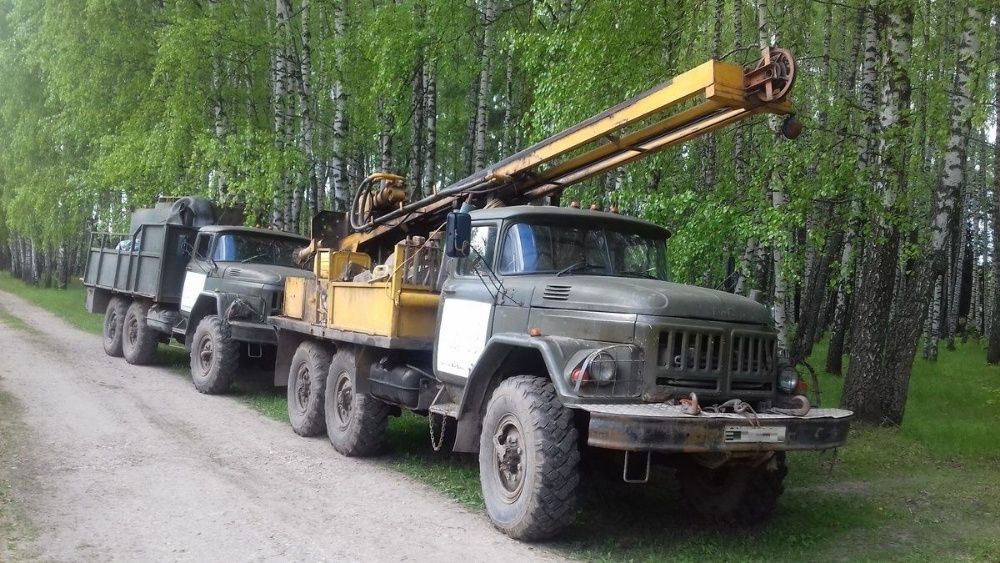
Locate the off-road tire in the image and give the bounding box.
[102,296,129,357]
[122,301,157,365]
[479,376,580,541]
[675,452,788,525]
[190,315,239,394]
[324,348,391,457]
[287,340,332,437]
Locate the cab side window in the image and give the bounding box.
[456,225,497,276]
[194,234,212,260]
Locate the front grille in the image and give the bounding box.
[731,333,776,376]
[657,329,723,372]
[654,326,776,398]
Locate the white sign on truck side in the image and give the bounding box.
[435,298,492,377]
[180,272,207,312]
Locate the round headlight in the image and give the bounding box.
[588,352,617,384]
[778,366,799,393]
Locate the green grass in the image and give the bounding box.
[2,272,999,560]
[0,272,102,334]
[0,304,35,334]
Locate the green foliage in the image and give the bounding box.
[1,0,993,293]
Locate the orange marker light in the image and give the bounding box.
[529,327,542,337]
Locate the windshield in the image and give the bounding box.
[498,221,670,281]
[212,233,306,268]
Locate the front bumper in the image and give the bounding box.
[227,320,278,345]
[579,403,852,453]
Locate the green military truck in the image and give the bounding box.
[83,196,310,393]
[273,204,852,540]
[268,47,852,540]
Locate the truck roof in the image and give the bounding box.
[199,225,309,241]
[468,205,671,238]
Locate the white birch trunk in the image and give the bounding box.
[270,0,288,230]
[755,0,788,354]
[408,56,425,200]
[423,63,437,194]
[329,0,348,211]
[472,0,496,172]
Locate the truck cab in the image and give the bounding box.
[84,197,310,395]
[431,204,849,439]
[429,205,850,535]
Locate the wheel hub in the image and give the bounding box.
[106,312,118,339]
[493,415,525,502]
[126,316,138,345]
[296,365,311,409]
[335,373,353,427]
[198,337,214,374]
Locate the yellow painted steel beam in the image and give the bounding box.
[346,49,797,254]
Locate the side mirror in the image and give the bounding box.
[445,212,472,258]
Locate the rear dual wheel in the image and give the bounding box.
[287,341,332,437]
[122,301,157,365]
[324,346,390,457]
[102,296,129,357]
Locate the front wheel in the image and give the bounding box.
[102,296,129,357]
[122,301,157,365]
[675,452,788,525]
[190,315,239,394]
[479,376,580,541]
[324,347,390,457]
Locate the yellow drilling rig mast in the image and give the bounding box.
[331,46,799,258]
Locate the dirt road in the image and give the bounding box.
[0,291,560,562]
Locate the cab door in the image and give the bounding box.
[181,232,214,313]
[434,222,499,381]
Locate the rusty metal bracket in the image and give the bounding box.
[744,47,796,104]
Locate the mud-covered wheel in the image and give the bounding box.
[102,296,129,357]
[676,452,788,525]
[287,340,332,437]
[324,347,390,457]
[190,315,239,394]
[122,301,157,365]
[479,376,580,541]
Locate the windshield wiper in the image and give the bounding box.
[241,253,268,264]
[619,270,658,279]
[556,261,606,277]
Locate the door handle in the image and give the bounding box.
[441,288,456,295]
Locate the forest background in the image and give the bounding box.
[0,0,997,424]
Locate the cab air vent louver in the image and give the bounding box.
[543,285,572,301]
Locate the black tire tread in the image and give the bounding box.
[102,296,129,357]
[481,375,580,541]
[190,315,239,394]
[325,349,391,457]
[676,452,788,526]
[287,340,332,437]
[122,301,157,365]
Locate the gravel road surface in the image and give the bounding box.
[0,290,561,562]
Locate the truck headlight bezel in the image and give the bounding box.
[587,351,617,384]
[778,366,799,394]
